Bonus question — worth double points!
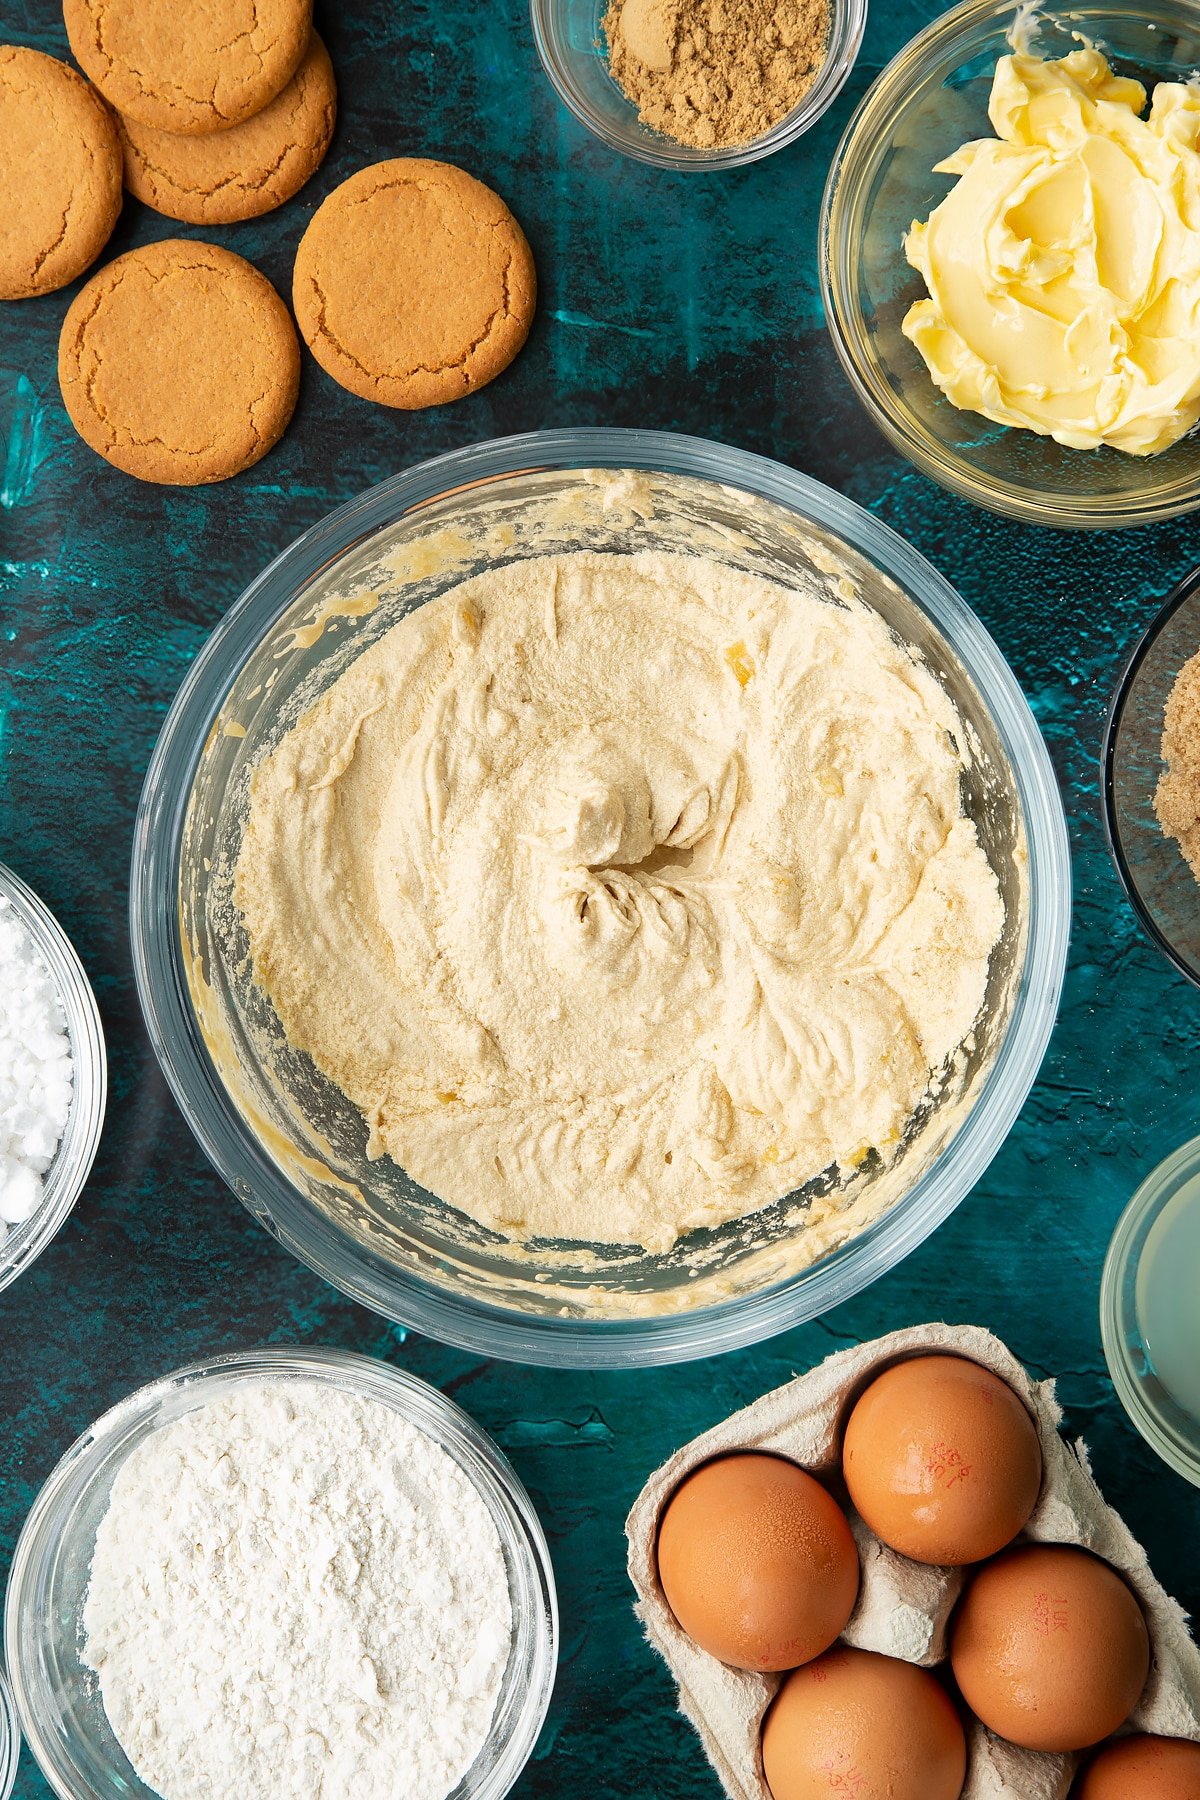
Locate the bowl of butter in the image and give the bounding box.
[821,0,1200,530]
[131,428,1070,1368]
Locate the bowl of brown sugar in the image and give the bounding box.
[531,0,866,169]
[1105,567,1200,988]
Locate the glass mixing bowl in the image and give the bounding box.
[5,1348,557,1800]
[130,428,1070,1368]
[821,0,1200,530]
[0,862,107,1295]
[530,0,866,170]
[1104,567,1200,988]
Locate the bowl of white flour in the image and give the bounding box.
[3,1346,557,1800]
[0,863,106,1294]
[131,428,1071,1367]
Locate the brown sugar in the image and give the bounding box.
[603,0,831,150]
[1155,647,1200,881]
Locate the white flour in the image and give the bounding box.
[82,1380,513,1800]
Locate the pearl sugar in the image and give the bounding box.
[0,894,73,1234]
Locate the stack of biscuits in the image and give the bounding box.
[0,0,536,485]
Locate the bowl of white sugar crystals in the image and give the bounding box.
[0,863,106,1294]
[4,1347,558,1800]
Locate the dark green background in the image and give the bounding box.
[2,1,1198,1794]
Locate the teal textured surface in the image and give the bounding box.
[1,1,1198,1795]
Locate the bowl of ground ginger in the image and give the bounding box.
[1106,567,1200,987]
[530,0,865,168]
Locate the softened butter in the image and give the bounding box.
[904,49,1200,456]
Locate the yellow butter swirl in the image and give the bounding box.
[903,49,1200,456]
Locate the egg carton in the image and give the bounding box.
[626,1322,1200,1800]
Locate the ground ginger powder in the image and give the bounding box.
[603,0,831,150]
[1156,648,1200,881]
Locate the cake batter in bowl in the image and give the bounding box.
[131,429,1070,1366]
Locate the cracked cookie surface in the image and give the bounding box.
[292,157,536,409]
[58,239,301,484]
[63,0,312,136]
[0,45,122,300]
[118,31,336,224]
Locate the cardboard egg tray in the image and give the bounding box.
[626,1323,1200,1800]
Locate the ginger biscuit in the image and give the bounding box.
[63,0,312,136]
[0,45,121,300]
[58,240,301,484]
[117,32,336,224]
[292,158,536,410]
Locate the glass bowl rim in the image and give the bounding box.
[0,862,107,1296]
[819,0,1200,530]
[3,1344,559,1800]
[0,1665,18,1800]
[1100,1133,1200,1487]
[1101,563,1200,992]
[129,425,1072,1369]
[529,0,867,171]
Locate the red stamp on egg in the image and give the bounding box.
[927,1441,971,1489]
[1032,1591,1070,1635]
[821,1756,867,1792]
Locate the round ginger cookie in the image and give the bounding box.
[292,158,536,409]
[63,0,312,135]
[0,45,121,300]
[118,32,336,224]
[58,240,300,484]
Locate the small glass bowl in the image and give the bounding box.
[4,1347,558,1800]
[821,0,1200,529]
[1104,567,1200,988]
[530,0,866,170]
[0,1666,19,1800]
[1101,1136,1200,1487]
[0,863,107,1295]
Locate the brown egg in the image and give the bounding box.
[950,1545,1150,1752]
[655,1452,859,1672]
[1073,1734,1200,1798]
[762,1646,967,1800]
[842,1354,1043,1565]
